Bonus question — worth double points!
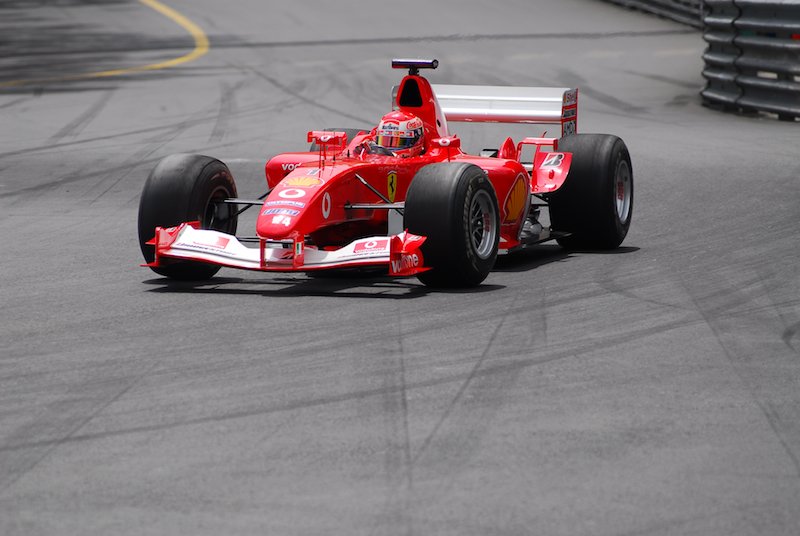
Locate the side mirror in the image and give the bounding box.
[431,136,461,150]
[307,130,347,147]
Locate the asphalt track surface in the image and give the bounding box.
[1,1,799,534]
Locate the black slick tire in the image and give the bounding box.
[404,162,499,287]
[137,154,238,280]
[548,134,633,249]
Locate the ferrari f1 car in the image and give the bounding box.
[138,59,633,287]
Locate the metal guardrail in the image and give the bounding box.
[601,0,704,28]
[701,0,800,120]
[602,0,800,121]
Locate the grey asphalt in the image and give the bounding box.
[1,1,799,535]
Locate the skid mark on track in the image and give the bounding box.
[249,67,372,125]
[372,315,415,536]
[0,156,161,199]
[683,275,800,478]
[88,106,218,203]
[212,29,694,52]
[0,0,209,89]
[209,80,244,142]
[624,69,701,90]
[411,296,518,467]
[0,120,201,161]
[0,97,29,110]
[557,68,646,115]
[783,322,800,353]
[48,89,115,143]
[0,315,703,454]
[0,92,297,161]
[0,97,220,201]
[0,361,159,493]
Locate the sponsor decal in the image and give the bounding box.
[542,153,565,168]
[321,192,331,219]
[387,171,398,203]
[379,129,416,137]
[503,174,528,224]
[281,162,300,171]
[265,200,305,208]
[390,253,419,273]
[295,242,303,256]
[192,236,229,250]
[284,176,322,187]
[353,239,389,253]
[262,208,300,216]
[278,188,306,199]
[271,215,292,227]
[563,89,578,106]
[563,120,576,136]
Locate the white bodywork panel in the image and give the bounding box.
[431,84,578,135]
[159,226,393,271]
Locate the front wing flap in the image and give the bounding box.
[145,222,428,276]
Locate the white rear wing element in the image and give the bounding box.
[431,84,578,136]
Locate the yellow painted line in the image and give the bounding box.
[0,0,208,88]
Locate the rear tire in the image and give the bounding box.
[138,154,238,280]
[548,134,633,249]
[404,163,499,287]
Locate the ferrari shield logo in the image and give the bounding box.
[387,171,398,203]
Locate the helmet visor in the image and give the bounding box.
[376,127,422,150]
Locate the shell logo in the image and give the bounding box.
[503,174,528,224]
[285,176,322,187]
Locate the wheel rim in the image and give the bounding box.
[469,190,497,260]
[614,160,632,223]
[204,184,235,232]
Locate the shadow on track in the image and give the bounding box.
[494,244,640,268]
[493,244,572,273]
[141,245,639,297]
[142,274,505,299]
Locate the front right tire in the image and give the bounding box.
[137,154,238,280]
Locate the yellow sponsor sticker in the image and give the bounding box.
[285,176,322,187]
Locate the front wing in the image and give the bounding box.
[145,222,429,276]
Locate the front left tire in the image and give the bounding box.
[404,162,499,287]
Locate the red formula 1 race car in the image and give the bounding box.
[138,59,633,287]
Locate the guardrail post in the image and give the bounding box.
[732,0,800,121]
[701,0,742,111]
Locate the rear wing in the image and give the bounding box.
[431,84,578,137]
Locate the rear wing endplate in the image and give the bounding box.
[431,84,578,137]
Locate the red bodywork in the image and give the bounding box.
[148,68,575,274]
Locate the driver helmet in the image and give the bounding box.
[375,111,425,157]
